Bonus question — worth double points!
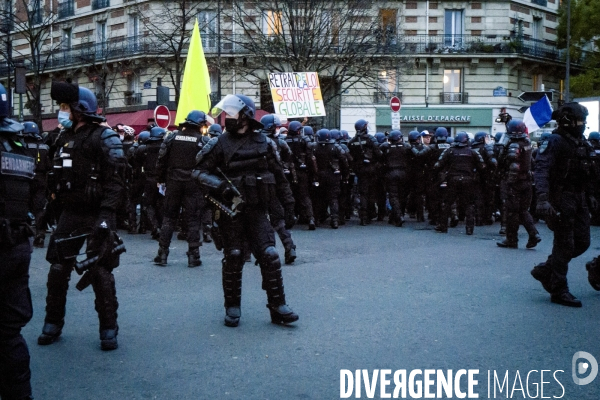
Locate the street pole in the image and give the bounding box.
[216,0,222,103]
[565,0,571,102]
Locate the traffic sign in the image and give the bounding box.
[517,91,553,102]
[154,105,171,128]
[391,111,401,130]
[390,96,402,112]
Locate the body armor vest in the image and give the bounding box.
[53,125,107,205]
[315,143,341,173]
[25,140,51,173]
[0,137,35,222]
[563,140,596,190]
[167,132,203,171]
[505,138,532,182]
[447,146,477,177]
[385,143,410,170]
[219,132,276,206]
[285,135,309,168]
[140,142,162,177]
[348,134,375,165]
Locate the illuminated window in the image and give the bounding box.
[262,10,282,36]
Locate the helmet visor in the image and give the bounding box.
[211,94,247,118]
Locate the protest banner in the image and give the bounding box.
[269,72,326,118]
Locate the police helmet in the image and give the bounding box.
[446,136,454,144]
[494,132,503,143]
[260,114,281,132]
[473,131,488,144]
[455,132,469,146]
[389,130,402,143]
[540,131,552,141]
[506,119,528,138]
[552,102,588,128]
[374,131,386,144]
[149,126,166,141]
[137,130,150,144]
[303,126,314,137]
[211,94,263,130]
[408,130,421,143]
[73,87,99,116]
[340,130,350,140]
[22,121,40,138]
[288,121,303,136]
[208,123,222,137]
[330,129,341,141]
[588,131,600,141]
[0,83,24,134]
[316,128,331,143]
[184,110,208,127]
[435,127,449,142]
[355,119,368,134]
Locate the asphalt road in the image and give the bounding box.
[23,217,600,399]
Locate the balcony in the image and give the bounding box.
[125,92,142,106]
[373,91,402,104]
[439,92,468,104]
[57,1,75,19]
[92,0,110,10]
[531,0,548,6]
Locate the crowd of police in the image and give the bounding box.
[2,81,600,399]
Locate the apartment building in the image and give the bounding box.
[0,0,579,135]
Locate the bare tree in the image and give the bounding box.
[137,0,217,104]
[225,0,408,127]
[0,0,58,126]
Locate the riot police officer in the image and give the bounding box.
[0,84,35,400]
[495,120,540,248]
[471,131,497,226]
[434,132,485,234]
[313,129,349,228]
[426,127,452,226]
[154,111,207,268]
[348,119,382,225]
[532,102,597,307]
[38,81,127,351]
[285,121,317,229]
[22,121,52,248]
[194,94,298,327]
[260,114,298,263]
[407,130,431,222]
[135,128,164,239]
[380,130,412,226]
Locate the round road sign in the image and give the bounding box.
[390,96,402,112]
[154,105,171,129]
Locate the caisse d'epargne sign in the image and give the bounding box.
[269,72,326,118]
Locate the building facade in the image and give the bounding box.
[0,0,581,135]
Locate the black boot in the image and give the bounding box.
[497,239,518,248]
[262,267,298,325]
[331,219,339,229]
[551,291,582,307]
[465,226,474,235]
[37,322,63,345]
[39,263,71,345]
[284,245,297,265]
[154,246,169,266]
[33,234,45,248]
[223,268,242,327]
[187,248,202,268]
[531,263,553,293]
[586,257,600,291]
[526,233,542,249]
[308,217,316,230]
[100,328,119,351]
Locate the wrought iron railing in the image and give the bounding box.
[0,33,591,75]
[92,0,110,10]
[373,91,402,104]
[439,92,468,104]
[125,92,142,105]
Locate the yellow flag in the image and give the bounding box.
[175,19,211,125]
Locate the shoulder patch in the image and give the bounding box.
[196,136,218,164]
[539,141,549,154]
[1,151,35,179]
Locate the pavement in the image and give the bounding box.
[24,217,600,399]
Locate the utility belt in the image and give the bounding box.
[0,219,34,248]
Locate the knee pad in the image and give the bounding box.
[261,246,280,270]
[225,249,243,270]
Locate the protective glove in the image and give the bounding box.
[284,204,297,230]
[536,193,556,219]
[219,182,236,203]
[89,209,115,261]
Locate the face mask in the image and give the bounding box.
[58,111,72,129]
[225,117,243,133]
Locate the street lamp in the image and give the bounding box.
[565,0,571,102]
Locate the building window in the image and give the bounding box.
[128,14,140,51]
[374,70,399,103]
[262,10,282,36]
[442,69,463,103]
[30,0,43,25]
[62,28,72,50]
[92,0,110,11]
[444,9,463,47]
[96,21,107,57]
[323,11,341,47]
[125,73,141,105]
[199,11,217,51]
[57,0,74,19]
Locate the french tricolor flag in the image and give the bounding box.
[523,95,553,133]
